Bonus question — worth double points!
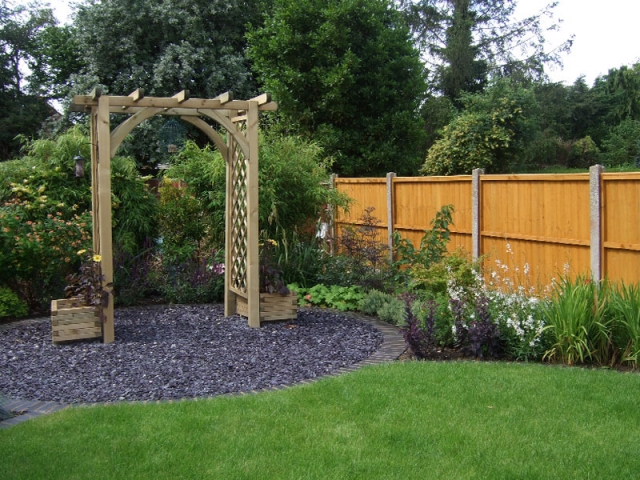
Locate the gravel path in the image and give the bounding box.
[0,304,383,404]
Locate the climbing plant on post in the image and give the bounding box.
[70,89,276,341]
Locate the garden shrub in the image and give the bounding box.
[600,119,640,167]
[265,228,327,289]
[113,239,159,307]
[0,128,157,313]
[393,204,454,281]
[320,207,393,291]
[158,249,225,305]
[377,297,408,326]
[292,284,364,312]
[608,281,640,367]
[0,286,28,319]
[359,289,395,316]
[402,300,438,358]
[163,135,349,244]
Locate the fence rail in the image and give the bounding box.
[333,167,640,287]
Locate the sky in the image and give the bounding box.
[45,0,640,87]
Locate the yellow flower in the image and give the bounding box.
[77,249,87,256]
[92,254,102,262]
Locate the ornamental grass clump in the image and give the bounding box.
[608,282,640,367]
[541,276,608,366]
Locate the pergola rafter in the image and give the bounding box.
[70,88,276,343]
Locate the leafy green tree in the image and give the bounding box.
[600,119,640,167]
[69,0,266,169]
[421,81,538,174]
[0,1,59,160]
[163,132,349,243]
[400,0,572,100]
[247,0,427,177]
[71,0,263,99]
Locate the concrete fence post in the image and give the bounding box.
[386,172,396,262]
[590,165,604,282]
[472,168,485,260]
[329,174,337,256]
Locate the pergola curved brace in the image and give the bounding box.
[110,107,164,157]
[179,116,228,158]
[198,109,249,160]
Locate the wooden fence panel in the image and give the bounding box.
[603,173,640,284]
[394,177,472,252]
[333,171,640,287]
[480,174,591,287]
[334,178,388,244]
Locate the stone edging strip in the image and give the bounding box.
[0,311,406,429]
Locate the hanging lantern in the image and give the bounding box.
[158,119,187,154]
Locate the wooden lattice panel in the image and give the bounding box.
[230,130,248,293]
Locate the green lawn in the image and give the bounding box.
[2,361,639,479]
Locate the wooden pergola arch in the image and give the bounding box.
[70,88,277,343]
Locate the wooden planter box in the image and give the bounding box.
[236,292,298,322]
[51,298,102,344]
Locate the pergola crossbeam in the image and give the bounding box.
[70,95,277,112]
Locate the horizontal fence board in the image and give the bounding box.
[334,170,640,287]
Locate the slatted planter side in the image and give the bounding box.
[236,293,298,323]
[51,298,102,344]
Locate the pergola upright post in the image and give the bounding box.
[93,94,115,343]
[246,101,260,328]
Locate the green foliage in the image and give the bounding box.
[421,83,537,175]
[406,247,479,296]
[0,2,59,160]
[163,135,347,243]
[357,288,409,326]
[376,297,408,326]
[320,207,393,291]
[247,0,427,176]
[393,204,454,276]
[402,0,571,98]
[267,228,327,289]
[71,0,261,99]
[0,127,157,313]
[0,286,28,319]
[541,277,608,366]
[158,250,225,305]
[567,136,599,169]
[607,282,640,367]
[70,0,263,167]
[291,284,364,312]
[600,119,640,167]
[157,179,212,262]
[358,289,395,316]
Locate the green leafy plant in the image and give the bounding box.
[64,250,111,314]
[0,286,28,319]
[377,297,408,326]
[359,289,395,316]
[321,207,393,291]
[291,284,364,312]
[358,289,409,326]
[260,238,289,295]
[393,205,454,280]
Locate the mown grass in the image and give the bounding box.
[2,361,640,479]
